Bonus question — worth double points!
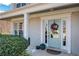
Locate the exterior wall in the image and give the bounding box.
[29,17,41,48]
[0,20,11,34]
[71,12,79,55]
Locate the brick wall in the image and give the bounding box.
[0,20,11,34]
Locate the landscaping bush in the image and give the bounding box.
[0,34,30,56]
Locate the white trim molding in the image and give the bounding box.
[41,18,43,43]
[66,15,72,53]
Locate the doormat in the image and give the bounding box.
[46,49,61,55]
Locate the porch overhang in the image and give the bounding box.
[0,3,72,19]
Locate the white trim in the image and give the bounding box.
[61,18,68,52]
[41,18,49,46]
[46,20,49,46]
[41,18,43,43]
[60,19,63,50]
[45,20,48,46]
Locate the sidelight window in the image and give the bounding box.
[62,20,66,46]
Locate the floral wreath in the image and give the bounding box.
[51,22,59,30]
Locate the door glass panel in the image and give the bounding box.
[62,20,66,46]
[48,20,61,48]
[45,22,47,43]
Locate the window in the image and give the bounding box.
[63,20,66,46]
[44,21,47,43]
[14,22,23,36]
[16,3,26,8]
[45,27,47,43]
[22,3,26,6]
[19,23,23,36]
[16,3,21,8]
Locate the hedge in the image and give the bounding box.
[0,34,30,56]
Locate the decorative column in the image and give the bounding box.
[66,16,71,54]
[23,13,29,39]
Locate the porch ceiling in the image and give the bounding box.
[0,3,72,19]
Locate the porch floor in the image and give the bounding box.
[26,48,74,56]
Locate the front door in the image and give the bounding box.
[47,19,61,49]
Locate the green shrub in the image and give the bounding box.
[0,35,29,56]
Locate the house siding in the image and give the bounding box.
[71,12,79,55]
[29,17,41,48]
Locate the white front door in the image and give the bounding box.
[47,19,61,49]
[43,19,67,51]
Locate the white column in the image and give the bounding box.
[23,13,29,39]
[66,16,71,54]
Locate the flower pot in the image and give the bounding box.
[40,44,46,50]
[36,46,40,49]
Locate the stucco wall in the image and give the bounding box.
[71,12,79,55]
[29,17,41,48]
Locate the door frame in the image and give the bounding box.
[40,14,71,53]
